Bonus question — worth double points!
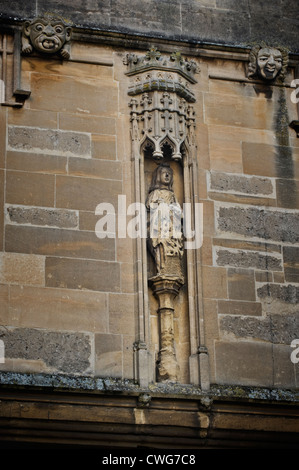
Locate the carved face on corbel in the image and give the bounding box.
[22,15,72,59]
[257,47,282,80]
[248,44,288,83]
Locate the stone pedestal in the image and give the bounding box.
[149,274,184,382]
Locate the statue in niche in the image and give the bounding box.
[22,14,72,59]
[146,163,184,277]
[248,44,288,83]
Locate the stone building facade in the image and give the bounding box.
[0,0,298,449]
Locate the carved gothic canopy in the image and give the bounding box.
[22,14,72,59]
[125,47,198,162]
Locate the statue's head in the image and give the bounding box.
[248,44,288,82]
[23,14,71,55]
[149,163,174,191]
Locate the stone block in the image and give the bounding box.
[0,171,3,251]
[6,171,55,207]
[218,300,262,316]
[213,237,281,253]
[276,178,299,209]
[257,283,299,315]
[120,262,135,294]
[257,283,299,304]
[220,309,299,346]
[30,73,118,117]
[200,237,213,266]
[242,142,299,179]
[8,126,91,158]
[68,158,122,180]
[273,144,296,180]
[45,257,120,292]
[122,335,134,379]
[0,284,9,323]
[208,126,242,173]
[220,315,276,342]
[110,0,182,37]
[91,134,117,160]
[202,266,227,299]
[95,333,122,377]
[270,313,299,344]
[71,40,113,63]
[0,253,45,286]
[201,200,215,237]
[273,271,285,283]
[6,151,67,174]
[23,55,113,79]
[209,76,257,98]
[116,237,136,264]
[273,344,296,388]
[217,205,299,244]
[181,2,250,44]
[6,225,115,261]
[255,271,273,283]
[205,93,273,130]
[6,206,78,228]
[215,340,273,386]
[8,108,57,129]
[283,246,299,283]
[216,248,282,271]
[9,286,108,332]
[56,175,122,211]
[208,191,276,207]
[0,327,91,374]
[59,113,116,135]
[242,142,277,177]
[0,107,6,169]
[227,268,256,301]
[209,171,274,196]
[79,211,99,232]
[108,293,136,335]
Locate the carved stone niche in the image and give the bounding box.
[146,163,184,382]
[247,43,289,84]
[125,48,209,389]
[22,13,72,59]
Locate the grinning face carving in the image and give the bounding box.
[248,44,288,83]
[22,16,72,58]
[257,47,283,81]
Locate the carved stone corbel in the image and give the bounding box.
[247,43,289,84]
[22,14,72,59]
